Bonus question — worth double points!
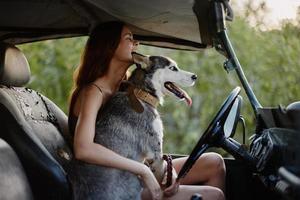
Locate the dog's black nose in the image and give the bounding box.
[191,74,197,80]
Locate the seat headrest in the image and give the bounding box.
[0,43,31,87]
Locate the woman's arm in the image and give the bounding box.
[73,85,146,175]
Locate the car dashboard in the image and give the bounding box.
[249,106,300,199]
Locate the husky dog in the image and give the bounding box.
[70,53,197,200]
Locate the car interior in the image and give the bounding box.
[1,0,300,200]
[0,30,279,200]
[0,0,218,199]
[0,43,73,199]
[0,1,217,198]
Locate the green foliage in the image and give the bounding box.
[18,17,300,155]
[19,37,87,112]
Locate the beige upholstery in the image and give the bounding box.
[0,139,33,200]
[0,43,72,199]
[0,44,30,86]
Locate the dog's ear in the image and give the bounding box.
[132,52,150,69]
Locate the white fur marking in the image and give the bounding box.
[152,115,163,140]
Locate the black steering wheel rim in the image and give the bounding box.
[177,87,241,181]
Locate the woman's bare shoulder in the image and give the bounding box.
[82,84,105,102]
[73,84,104,116]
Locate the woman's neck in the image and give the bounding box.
[103,59,132,92]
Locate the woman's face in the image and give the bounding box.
[113,26,139,63]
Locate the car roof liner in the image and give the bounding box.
[0,0,218,50]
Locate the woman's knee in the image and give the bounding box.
[202,152,226,175]
[211,187,225,200]
[197,186,225,200]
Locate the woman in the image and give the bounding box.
[68,21,225,200]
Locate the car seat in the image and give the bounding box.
[0,138,33,200]
[0,43,73,199]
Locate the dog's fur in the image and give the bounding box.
[70,54,196,200]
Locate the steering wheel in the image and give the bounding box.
[177,87,241,181]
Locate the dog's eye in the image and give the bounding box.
[169,66,178,71]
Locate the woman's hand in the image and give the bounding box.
[162,167,180,197]
[140,165,163,200]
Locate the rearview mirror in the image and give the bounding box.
[223,96,242,138]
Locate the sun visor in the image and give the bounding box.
[85,0,212,49]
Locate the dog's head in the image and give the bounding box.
[130,52,197,106]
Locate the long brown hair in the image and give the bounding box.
[69,21,125,117]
